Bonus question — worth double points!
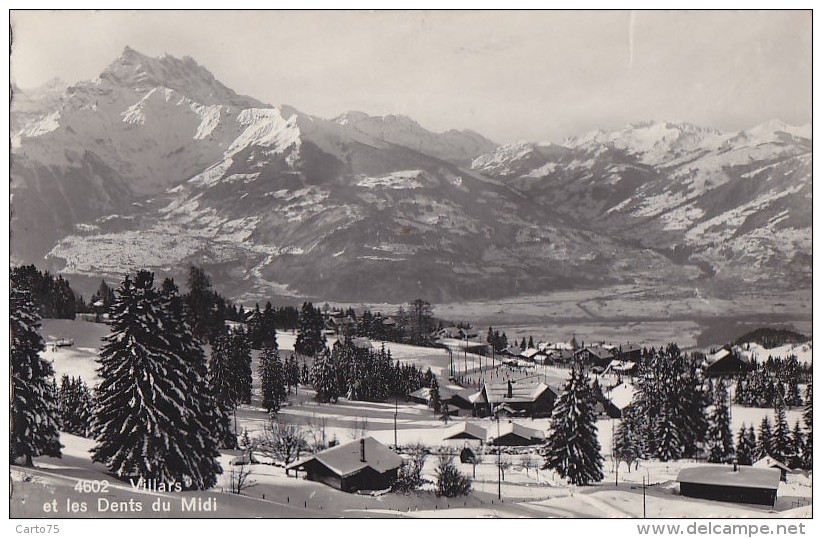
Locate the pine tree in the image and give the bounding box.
[429,376,442,414]
[707,378,735,464]
[788,421,805,469]
[259,345,287,412]
[92,271,221,488]
[772,405,791,462]
[208,335,239,448]
[541,368,603,485]
[229,329,253,404]
[756,416,773,460]
[614,418,641,471]
[295,302,326,357]
[434,455,472,497]
[802,384,812,469]
[57,375,94,437]
[735,423,755,465]
[11,279,61,465]
[312,351,339,403]
[158,278,223,487]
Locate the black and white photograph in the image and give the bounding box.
[7,8,813,524]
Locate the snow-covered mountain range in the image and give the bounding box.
[10,48,812,303]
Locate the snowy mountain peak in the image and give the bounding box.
[97,47,263,108]
[743,119,811,141]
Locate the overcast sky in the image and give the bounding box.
[10,10,812,144]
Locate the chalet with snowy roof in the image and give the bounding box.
[350,337,373,350]
[519,348,543,361]
[603,359,637,377]
[480,379,558,417]
[677,464,780,506]
[616,343,643,362]
[443,421,487,441]
[543,348,574,365]
[605,382,635,416]
[574,345,614,367]
[753,455,793,482]
[488,421,546,446]
[703,347,749,377]
[408,386,478,412]
[286,437,402,493]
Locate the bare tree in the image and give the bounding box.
[521,453,536,477]
[228,463,256,495]
[496,455,512,480]
[348,416,369,440]
[307,413,328,453]
[256,421,307,470]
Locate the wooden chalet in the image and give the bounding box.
[286,437,402,493]
[703,348,749,377]
[677,464,780,506]
[443,421,487,441]
[480,379,558,417]
[574,345,614,367]
[488,421,546,446]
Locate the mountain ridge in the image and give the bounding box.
[10,48,812,304]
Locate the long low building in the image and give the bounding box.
[480,379,558,417]
[677,464,780,506]
[286,437,402,493]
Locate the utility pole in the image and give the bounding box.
[497,414,502,500]
[642,475,646,518]
[394,396,398,448]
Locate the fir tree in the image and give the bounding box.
[11,279,61,465]
[92,271,221,488]
[735,423,755,465]
[541,368,603,485]
[772,405,791,462]
[788,421,805,469]
[259,345,287,412]
[757,416,773,459]
[429,376,442,414]
[707,378,735,463]
[208,335,240,448]
[614,418,641,472]
[802,384,812,469]
[434,455,472,497]
[57,375,94,437]
[229,329,253,404]
[295,302,326,357]
[311,351,339,403]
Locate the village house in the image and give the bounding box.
[286,437,402,493]
[703,347,750,377]
[574,345,615,368]
[479,379,558,417]
[487,420,546,446]
[677,463,780,506]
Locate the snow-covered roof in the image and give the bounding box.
[519,348,542,359]
[483,380,555,404]
[706,348,731,364]
[443,421,487,440]
[753,456,793,472]
[286,437,402,477]
[489,421,545,442]
[606,382,635,410]
[439,338,488,351]
[605,360,636,373]
[677,465,780,490]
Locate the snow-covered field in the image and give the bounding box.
[13,319,812,518]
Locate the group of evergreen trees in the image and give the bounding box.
[246,302,297,348]
[56,375,93,437]
[734,355,807,408]
[295,302,327,357]
[310,338,432,404]
[486,327,509,353]
[11,265,79,319]
[10,275,62,466]
[615,344,709,462]
[734,392,813,471]
[91,272,223,488]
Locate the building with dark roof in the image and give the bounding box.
[480,379,558,417]
[677,464,780,506]
[286,437,402,493]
